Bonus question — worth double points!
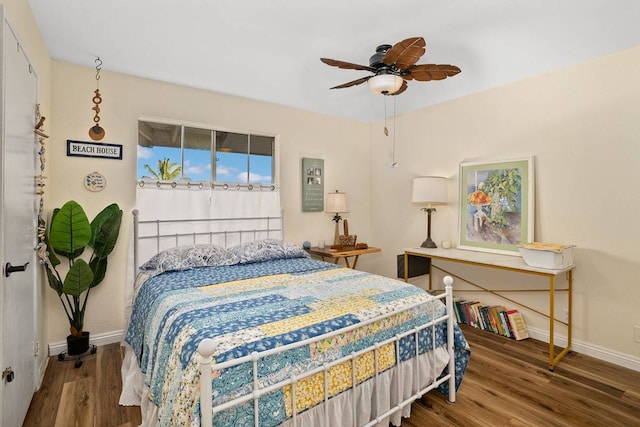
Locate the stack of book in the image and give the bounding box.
[453,299,529,340]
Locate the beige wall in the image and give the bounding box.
[369,46,640,360]
[2,0,52,378]
[46,61,371,344]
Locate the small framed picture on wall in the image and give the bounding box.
[301,158,324,212]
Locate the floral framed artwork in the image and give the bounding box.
[458,156,534,255]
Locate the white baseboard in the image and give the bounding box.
[48,329,124,356]
[528,327,640,372]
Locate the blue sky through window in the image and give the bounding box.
[137,145,272,183]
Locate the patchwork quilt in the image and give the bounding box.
[125,256,469,426]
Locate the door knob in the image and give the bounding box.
[2,367,14,383]
[4,262,29,277]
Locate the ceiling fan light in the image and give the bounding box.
[368,74,403,95]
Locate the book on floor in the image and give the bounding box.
[506,309,529,340]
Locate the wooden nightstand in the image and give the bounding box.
[307,246,381,269]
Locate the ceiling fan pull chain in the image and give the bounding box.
[390,95,398,168]
[383,95,389,136]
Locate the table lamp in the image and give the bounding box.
[412,176,447,248]
[325,190,348,246]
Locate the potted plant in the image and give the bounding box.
[41,200,122,356]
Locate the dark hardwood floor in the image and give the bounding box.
[23,343,141,427]
[23,324,640,426]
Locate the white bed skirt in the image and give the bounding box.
[120,342,450,427]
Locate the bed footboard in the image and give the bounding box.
[197,275,457,427]
[198,339,217,427]
[444,275,456,403]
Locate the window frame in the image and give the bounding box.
[137,118,278,188]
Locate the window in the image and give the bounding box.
[137,120,275,185]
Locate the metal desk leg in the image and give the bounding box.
[549,271,573,370]
[549,275,555,370]
[404,253,409,282]
[567,269,573,351]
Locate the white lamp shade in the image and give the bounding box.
[412,176,448,205]
[368,74,404,95]
[325,191,348,213]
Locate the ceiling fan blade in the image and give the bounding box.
[390,80,408,96]
[383,37,426,69]
[320,58,376,72]
[329,75,372,90]
[404,64,461,81]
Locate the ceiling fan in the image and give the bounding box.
[320,37,461,95]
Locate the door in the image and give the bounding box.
[0,8,38,427]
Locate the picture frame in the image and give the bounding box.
[301,158,324,212]
[458,156,534,255]
[67,140,123,160]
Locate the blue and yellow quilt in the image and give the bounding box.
[125,257,470,426]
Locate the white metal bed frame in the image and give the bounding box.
[129,210,457,427]
[131,208,283,273]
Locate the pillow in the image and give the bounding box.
[229,239,309,264]
[139,244,240,275]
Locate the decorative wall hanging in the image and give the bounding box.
[67,140,123,160]
[34,104,49,263]
[458,156,535,255]
[301,158,324,212]
[88,57,105,141]
[84,171,106,192]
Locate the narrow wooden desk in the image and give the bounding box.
[404,247,574,370]
[307,246,381,269]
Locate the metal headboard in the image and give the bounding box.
[132,209,284,273]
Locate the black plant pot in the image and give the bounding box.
[66,332,90,356]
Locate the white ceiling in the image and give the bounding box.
[28,0,640,122]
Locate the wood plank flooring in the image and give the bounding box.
[23,343,141,427]
[23,325,640,426]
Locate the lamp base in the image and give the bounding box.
[420,237,437,248]
[420,207,438,248]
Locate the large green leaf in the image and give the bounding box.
[89,257,107,288]
[49,201,92,260]
[43,264,62,295]
[89,204,122,259]
[61,259,93,297]
[43,213,60,268]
